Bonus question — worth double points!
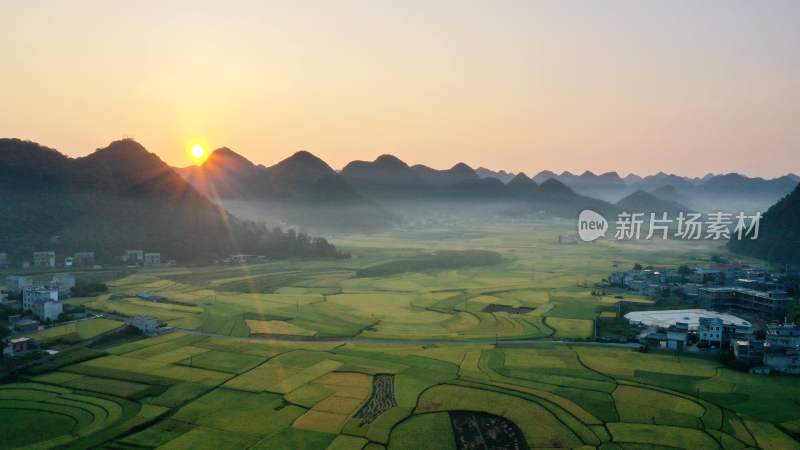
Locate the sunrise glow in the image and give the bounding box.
[190,144,206,161]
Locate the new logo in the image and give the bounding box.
[578,209,608,242]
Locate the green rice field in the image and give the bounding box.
[1,223,796,449]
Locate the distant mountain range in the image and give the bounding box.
[508,169,798,212]
[336,154,620,219]
[177,150,622,223]
[2,136,797,258]
[178,149,395,231]
[475,167,515,183]
[0,139,342,262]
[176,150,797,224]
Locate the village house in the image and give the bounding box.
[687,267,722,285]
[22,286,62,321]
[677,283,703,299]
[699,286,791,320]
[228,254,264,264]
[32,251,56,268]
[123,250,144,264]
[10,316,40,333]
[766,324,800,348]
[734,340,766,366]
[144,252,161,266]
[73,252,95,267]
[5,275,32,295]
[50,273,76,297]
[698,317,724,347]
[665,322,689,350]
[3,337,37,357]
[126,316,159,335]
[763,324,800,374]
[640,283,668,298]
[739,325,800,375]
[763,350,800,374]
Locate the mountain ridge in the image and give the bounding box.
[0,138,342,261]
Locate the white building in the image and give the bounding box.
[126,316,158,334]
[698,317,724,347]
[32,251,56,268]
[5,275,32,294]
[144,253,161,266]
[761,325,800,375]
[50,273,76,297]
[22,286,62,321]
[3,337,36,357]
[73,252,95,267]
[666,323,689,351]
[33,300,63,322]
[123,250,144,264]
[766,324,800,349]
[625,309,750,331]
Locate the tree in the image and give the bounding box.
[678,265,692,276]
[633,263,643,271]
[0,324,9,356]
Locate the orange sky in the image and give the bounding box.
[1,1,798,177]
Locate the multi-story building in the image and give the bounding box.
[759,324,800,374]
[144,252,161,266]
[688,268,723,285]
[32,251,56,268]
[698,316,752,348]
[5,275,32,295]
[123,250,144,264]
[73,252,95,267]
[50,273,76,297]
[733,340,765,365]
[766,324,800,349]
[699,287,792,320]
[22,286,62,321]
[698,317,724,347]
[665,322,689,351]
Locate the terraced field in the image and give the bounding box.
[4,326,800,449]
[69,224,683,342]
[2,224,796,449]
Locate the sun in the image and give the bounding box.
[190,144,206,160]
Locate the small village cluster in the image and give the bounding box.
[0,249,167,270]
[0,249,170,358]
[609,263,800,375]
[2,273,75,322]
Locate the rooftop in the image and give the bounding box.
[625,309,750,330]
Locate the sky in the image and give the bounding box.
[1,0,798,178]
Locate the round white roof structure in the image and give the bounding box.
[624,309,750,330]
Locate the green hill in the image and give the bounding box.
[728,182,800,264]
[0,138,343,262]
